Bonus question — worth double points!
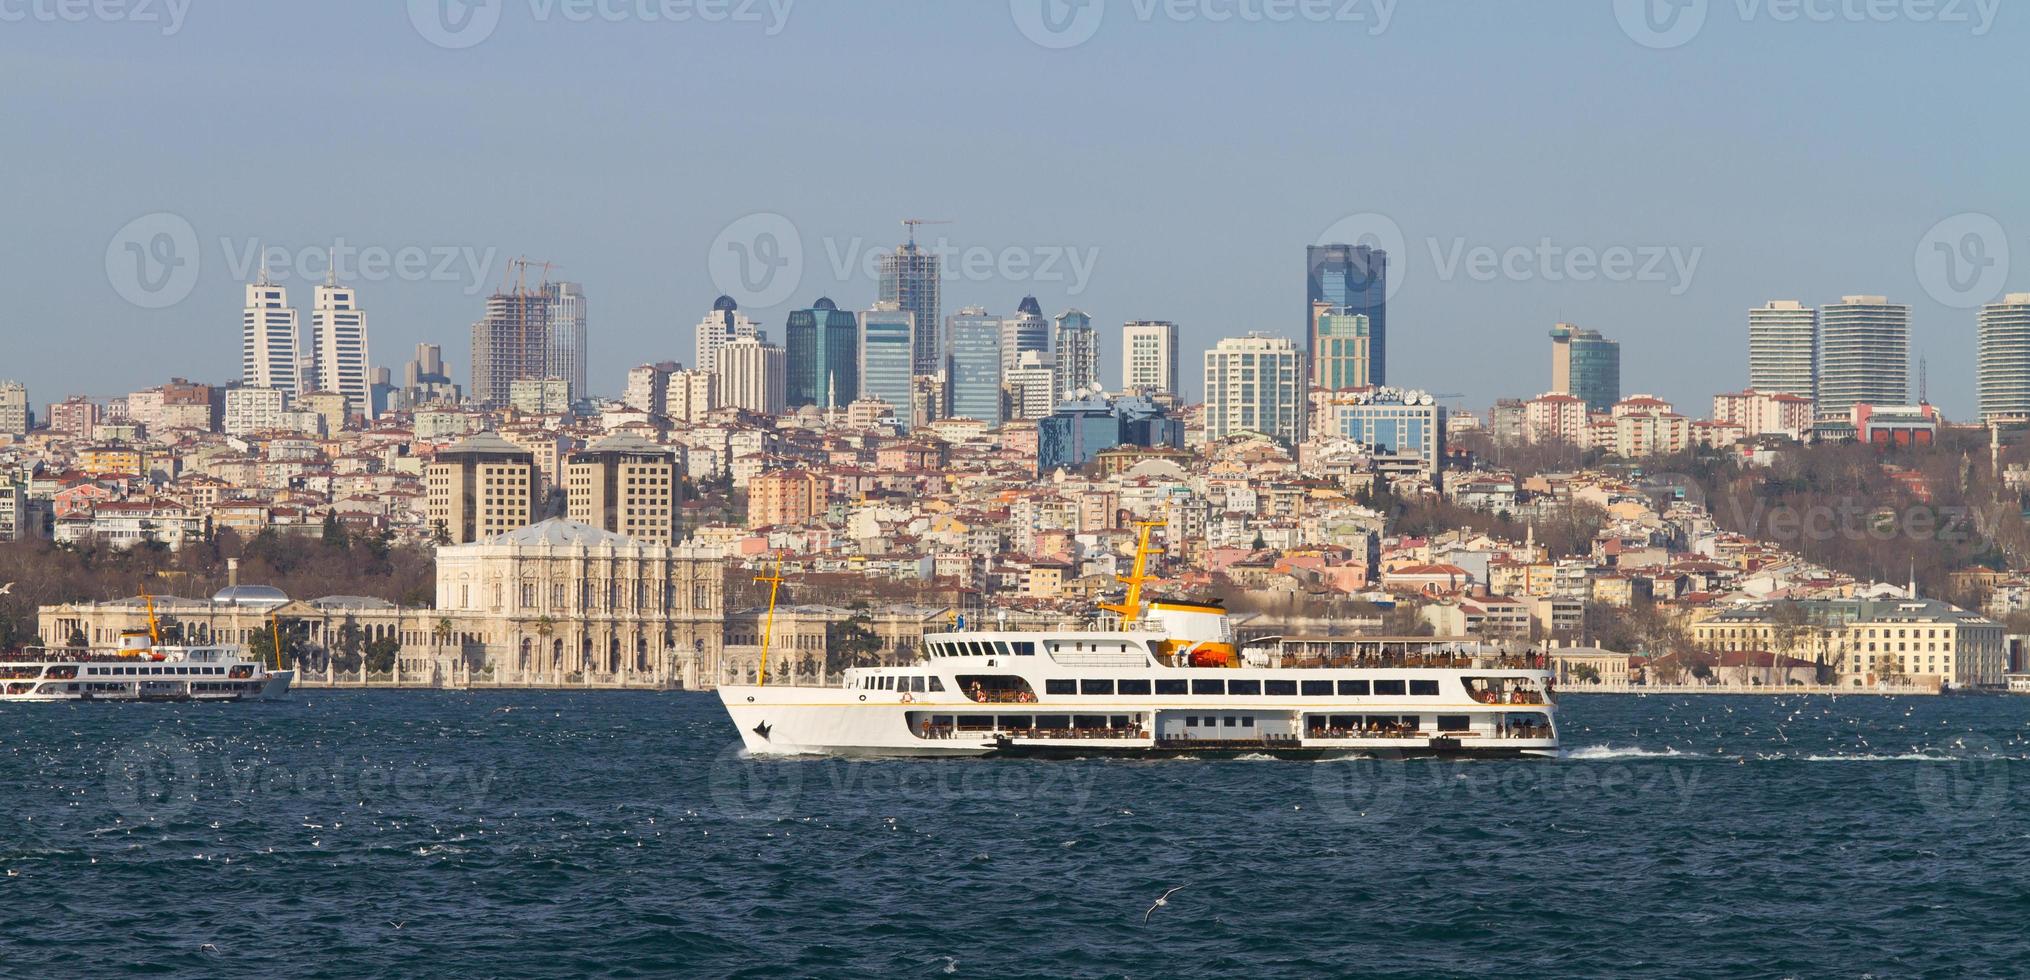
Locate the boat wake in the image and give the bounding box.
[1561,744,1695,761]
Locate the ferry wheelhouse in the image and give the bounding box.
[719,530,1558,759]
[0,621,294,704]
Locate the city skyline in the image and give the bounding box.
[21,5,2026,418]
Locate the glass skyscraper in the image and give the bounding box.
[1052,308,1097,403]
[1549,324,1621,413]
[879,242,942,376]
[944,307,1003,424]
[785,297,859,409]
[1307,244,1387,385]
[1001,296,1051,378]
[859,303,915,428]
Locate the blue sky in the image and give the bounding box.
[4,0,2025,418]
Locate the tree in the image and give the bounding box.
[364,636,399,673]
[824,614,884,674]
[321,513,347,547]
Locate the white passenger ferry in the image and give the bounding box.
[720,530,1558,759]
[0,624,294,703]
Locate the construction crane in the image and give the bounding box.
[901,218,951,247]
[501,256,560,295]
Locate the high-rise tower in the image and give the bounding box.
[1307,244,1387,385]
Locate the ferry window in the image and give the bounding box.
[1410,680,1440,696]
[1227,679,1261,695]
[1012,642,1035,656]
[1338,679,1370,696]
[929,677,945,692]
[1374,679,1407,696]
[1045,679,1077,695]
[1081,679,1115,695]
[1438,715,1471,731]
[1239,716,1254,728]
[1184,716,1198,726]
[911,677,926,693]
[1222,716,1238,727]
[1301,680,1334,696]
[1000,715,1034,729]
[1073,715,1107,729]
[1036,715,1070,729]
[1264,680,1298,696]
[1110,716,1129,728]
[1192,679,1225,695]
[1118,679,1152,695]
[882,677,895,690]
[1155,679,1188,695]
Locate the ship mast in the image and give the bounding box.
[754,560,784,686]
[1099,520,1166,626]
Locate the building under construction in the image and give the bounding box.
[470,259,588,408]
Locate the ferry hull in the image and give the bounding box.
[718,684,1557,760]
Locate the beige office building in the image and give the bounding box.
[427,432,537,544]
[566,435,683,544]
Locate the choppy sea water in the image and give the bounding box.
[3,691,2028,978]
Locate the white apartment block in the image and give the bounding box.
[1523,392,1588,445]
[1747,300,1817,401]
[508,378,572,415]
[717,336,786,416]
[222,386,288,436]
[1713,389,1816,440]
[1122,320,1178,395]
[694,297,761,374]
[1203,333,1304,444]
[311,281,371,421]
[1978,294,2030,421]
[1819,296,1909,415]
[0,381,27,436]
[666,368,720,423]
[242,279,301,396]
[1005,350,1058,421]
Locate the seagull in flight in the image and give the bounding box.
[1143,885,1187,925]
[0,583,13,595]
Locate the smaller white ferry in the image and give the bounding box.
[0,610,294,703]
[720,526,1558,759]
